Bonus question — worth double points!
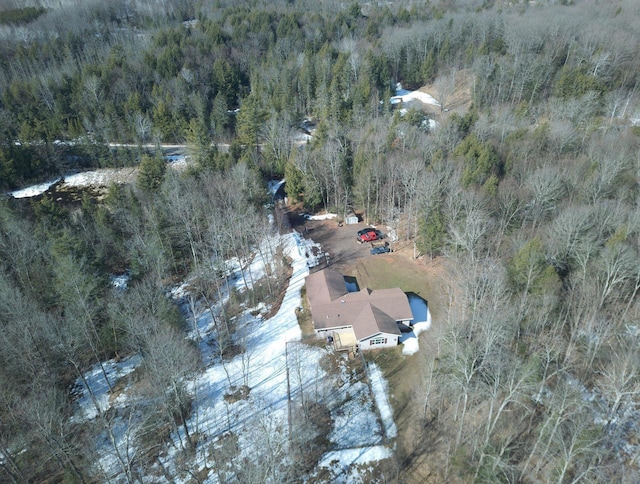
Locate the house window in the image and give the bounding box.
[369,337,387,346]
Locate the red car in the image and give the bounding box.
[357,230,379,243]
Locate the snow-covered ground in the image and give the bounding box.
[110,272,131,290]
[71,354,142,422]
[64,168,139,187]
[401,319,430,356]
[390,85,439,131]
[309,213,337,220]
[368,363,397,440]
[294,230,328,268]
[7,168,137,198]
[6,154,186,199]
[71,218,400,481]
[9,178,61,198]
[267,178,285,196]
[391,84,440,108]
[318,446,392,482]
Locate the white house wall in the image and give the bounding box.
[358,332,399,350]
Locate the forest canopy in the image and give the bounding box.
[1,0,640,482]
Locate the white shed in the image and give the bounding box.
[345,212,359,224]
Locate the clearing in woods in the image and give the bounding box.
[296,214,456,482]
[344,251,454,482]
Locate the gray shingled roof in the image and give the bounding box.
[352,303,401,339]
[305,269,348,305]
[305,269,412,340]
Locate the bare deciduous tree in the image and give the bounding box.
[143,326,200,451]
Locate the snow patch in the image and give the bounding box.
[110,272,130,290]
[386,226,398,243]
[308,212,337,221]
[63,168,137,187]
[368,363,397,439]
[293,132,313,142]
[267,178,285,195]
[71,354,142,422]
[9,178,61,198]
[391,84,440,107]
[166,154,187,166]
[294,230,327,269]
[401,320,431,355]
[318,445,393,478]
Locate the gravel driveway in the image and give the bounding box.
[289,213,386,273]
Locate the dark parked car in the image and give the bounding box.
[370,245,391,255]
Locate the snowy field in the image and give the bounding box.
[70,216,408,481]
[11,173,431,480]
[63,167,139,187]
[7,155,186,198]
[8,168,136,198]
[22,175,433,481]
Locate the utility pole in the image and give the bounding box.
[285,340,292,438]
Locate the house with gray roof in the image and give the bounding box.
[305,269,413,351]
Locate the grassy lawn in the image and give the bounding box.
[298,233,454,481]
[343,253,452,483]
[346,254,445,324]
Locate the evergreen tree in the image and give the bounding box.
[236,93,267,155]
[284,158,305,203]
[185,118,215,169]
[137,154,166,193]
[418,204,445,258]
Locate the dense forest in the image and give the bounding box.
[1,0,640,482]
